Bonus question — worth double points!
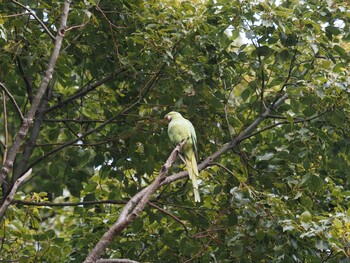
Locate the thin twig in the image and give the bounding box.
[223,78,234,141]
[2,12,28,18]
[0,169,32,218]
[65,0,90,31]
[16,56,33,102]
[11,0,55,41]
[148,201,188,234]
[0,82,25,122]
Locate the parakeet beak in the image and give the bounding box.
[164,115,171,122]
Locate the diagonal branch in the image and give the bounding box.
[0,0,71,187]
[0,168,32,218]
[83,140,186,263]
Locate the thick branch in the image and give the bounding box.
[83,141,186,263]
[0,1,71,186]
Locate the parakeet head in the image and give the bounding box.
[164,111,183,122]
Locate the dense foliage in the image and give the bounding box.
[0,0,350,262]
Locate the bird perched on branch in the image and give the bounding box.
[164,111,200,202]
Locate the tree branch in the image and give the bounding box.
[83,140,186,263]
[0,1,71,186]
[0,82,25,122]
[44,71,124,114]
[11,0,55,41]
[0,168,32,218]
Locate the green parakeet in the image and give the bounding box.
[165,111,200,202]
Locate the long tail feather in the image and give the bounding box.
[185,153,200,202]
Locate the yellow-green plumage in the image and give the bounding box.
[165,111,200,202]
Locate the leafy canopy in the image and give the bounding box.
[0,0,350,262]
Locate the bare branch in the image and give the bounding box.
[0,82,25,122]
[0,0,71,187]
[83,140,186,263]
[0,168,32,218]
[11,0,55,41]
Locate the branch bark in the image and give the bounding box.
[83,140,186,263]
[0,1,71,186]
